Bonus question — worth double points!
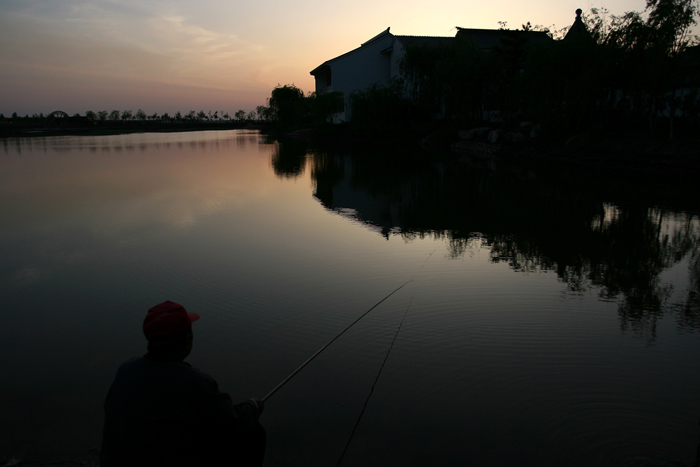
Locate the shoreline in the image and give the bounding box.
[0,122,264,139]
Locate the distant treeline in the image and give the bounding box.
[0,108,268,124]
[0,107,277,137]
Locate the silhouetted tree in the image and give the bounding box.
[268,84,306,127]
[646,0,698,55]
[307,91,344,125]
[256,105,269,121]
[349,80,419,133]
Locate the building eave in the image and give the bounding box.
[361,27,391,46]
[310,28,395,76]
[310,63,331,76]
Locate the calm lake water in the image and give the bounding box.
[1,130,699,466]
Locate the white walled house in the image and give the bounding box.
[309,28,453,122]
[310,27,551,123]
[309,28,397,123]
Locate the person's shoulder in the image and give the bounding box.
[116,356,187,374]
[116,356,218,387]
[150,358,218,385]
[116,356,145,370]
[186,364,218,385]
[170,364,223,397]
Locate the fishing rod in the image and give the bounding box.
[262,279,412,402]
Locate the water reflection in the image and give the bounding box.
[0,131,279,291]
[270,137,309,179]
[2,131,699,466]
[296,147,700,338]
[0,130,262,155]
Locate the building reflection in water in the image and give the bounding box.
[270,144,700,340]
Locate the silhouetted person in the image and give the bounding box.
[100,301,265,467]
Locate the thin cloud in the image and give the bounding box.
[0,1,275,112]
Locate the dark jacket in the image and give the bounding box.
[100,356,261,467]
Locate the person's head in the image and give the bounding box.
[143,301,199,360]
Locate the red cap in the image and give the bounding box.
[143,301,200,343]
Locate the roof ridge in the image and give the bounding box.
[361,27,392,46]
[395,34,453,38]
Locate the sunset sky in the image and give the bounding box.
[1,0,645,117]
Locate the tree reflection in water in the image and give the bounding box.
[270,137,310,179]
[279,145,700,341]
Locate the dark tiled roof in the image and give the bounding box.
[455,28,552,49]
[310,27,554,75]
[394,35,456,48]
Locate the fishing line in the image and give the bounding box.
[694,416,700,467]
[335,294,414,467]
[335,249,434,465]
[262,279,412,402]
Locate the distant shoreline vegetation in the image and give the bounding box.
[0,108,271,138]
